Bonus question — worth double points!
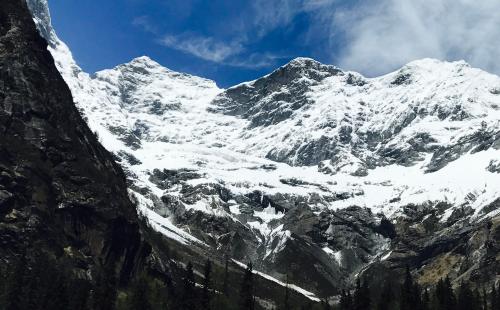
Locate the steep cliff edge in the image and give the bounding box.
[0,0,149,281]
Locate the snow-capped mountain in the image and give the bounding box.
[28,0,500,297]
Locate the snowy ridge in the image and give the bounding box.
[30,0,500,241]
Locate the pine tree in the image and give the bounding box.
[127,274,152,310]
[283,272,290,310]
[322,298,331,310]
[482,288,488,310]
[0,264,5,309]
[340,290,353,310]
[422,288,431,310]
[497,284,500,310]
[473,289,483,310]
[202,259,213,310]
[239,262,254,310]
[353,278,370,310]
[68,278,92,310]
[5,253,27,310]
[223,254,229,297]
[491,284,498,310]
[181,262,197,310]
[457,281,475,310]
[43,264,69,310]
[20,253,45,310]
[400,266,417,310]
[346,290,353,310]
[92,263,117,310]
[434,277,456,310]
[377,280,394,310]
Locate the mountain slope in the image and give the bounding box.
[27,0,500,299]
[0,0,150,282]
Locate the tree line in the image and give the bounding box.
[0,250,264,310]
[1,253,499,310]
[335,267,500,310]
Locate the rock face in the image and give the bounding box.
[26,0,500,299]
[0,0,149,281]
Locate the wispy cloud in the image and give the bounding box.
[132,16,158,34]
[250,0,336,38]
[159,34,244,63]
[227,53,290,69]
[134,0,500,76]
[249,0,500,75]
[330,0,500,75]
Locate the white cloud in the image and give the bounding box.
[227,53,290,69]
[251,0,303,37]
[332,0,500,76]
[137,0,500,76]
[223,0,500,76]
[160,34,244,63]
[132,16,158,34]
[251,0,337,37]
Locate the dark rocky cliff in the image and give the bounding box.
[0,0,149,281]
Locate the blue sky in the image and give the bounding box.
[48,0,347,87]
[48,0,500,88]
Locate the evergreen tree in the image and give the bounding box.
[181,262,197,310]
[473,289,483,310]
[400,266,418,310]
[20,253,45,310]
[377,280,394,310]
[43,264,69,310]
[457,281,475,310]
[223,254,229,297]
[202,259,213,310]
[0,264,5,308]
[92,263,117,310]
[283,273,290,310]
[239,262,254,310]
[491,284,498,310]
[422,288,431,310]
[434,277,455,310]
[5,253,27,310]
[339,290,353,310]
[481,288,488,310]
[127,274,152,310]
[353,278,370,310]
[68,278,92,310]
[322,298,331,310]
[497,285,500,310]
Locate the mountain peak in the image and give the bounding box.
[26,0,55,44]
[282,57,340,72]
[128,55,163,67]
[403,58,472,72]
[114,56,167,73]
[287,57,321,66]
